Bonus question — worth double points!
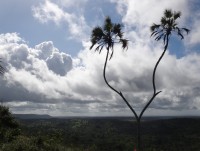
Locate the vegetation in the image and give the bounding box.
[0,105,200,151]
[1,115,200,151]
[0,105,20,144]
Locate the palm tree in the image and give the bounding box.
[90,16,140,148]
[134,9,189,149]
[90,17,137,113]
[146,9,189,118]
[90,16,130,100]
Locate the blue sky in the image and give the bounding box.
[0,0,200,116]
[0,0,123,56]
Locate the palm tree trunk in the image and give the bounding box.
[103,48,138,120]
[103,47,140,149]
[139,35,169,119]
[137,35,169,151]
[137,119,141,150]
[103,35,169,150]
[103,48,121,94]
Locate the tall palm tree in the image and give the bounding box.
[145,9,189,118]
[90,16,140,148]
[90,17,137,114]
[90,17,129,95]
[134,9,189,150]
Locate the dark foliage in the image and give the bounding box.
[0,105,20,144]
[2,117,199,151]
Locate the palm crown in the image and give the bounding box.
[90,16,128,59]
[150,9,190,44]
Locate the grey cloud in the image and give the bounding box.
[9,44,30,69]
[35,41,56,60]
[1,0,200,117]
[46,52,72,76]
[0,78,47,104]
[0,34,73,103]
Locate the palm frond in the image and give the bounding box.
[182,28,190,34]
[173,11,181,20]
[151,9,189,44]
[90,16,128,59]
[104,16,113,33]
[95,45,101,52]
[150,24,160,32]
[163,34,167,44]
[151,29,164,37]
[161,17,167,25]
[114,24,124,39]
[90,43,95,50]
[94,45,104,54]
[177,31,184,39]
[90,27,104,50]
[155,33,164,41]
[109,50,114,60]
[120,39,128,50]
[164,9,173,18]
[91,27,104,39]
[109,43,115,60]
[99,46,104,54]
[113,24,122,35]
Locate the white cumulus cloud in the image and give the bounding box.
[32,0,90,40]
[1,0,200,116]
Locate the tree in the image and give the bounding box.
[141,9,189,149]
[0,105,20,144]
[149,9,189,120]
[90,16,130,106]
[90,16,140,149]
[90,10,189,150]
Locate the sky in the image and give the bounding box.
[0,0,200,117]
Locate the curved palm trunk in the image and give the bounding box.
[103,48,141,150]
[103,35,169,151]
[103,47,139,120]
[137,35,169,151]
[139,35,169,119]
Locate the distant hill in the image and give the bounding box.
[13,114,52,119]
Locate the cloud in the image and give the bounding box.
[111,0,190,45]
[0,31,200,116]
[112,0,189,25]
[0,33,24,44]
[32,0,65,25]
[46,52,72,76]
[187,13,200,45]
[0,33,73,102]
[0,33,112,116]
[55,0,88,8]
[1,0,200,116]
[35,41,56,60]
[32,0,90,40]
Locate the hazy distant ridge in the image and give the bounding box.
[13,114,52,119]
